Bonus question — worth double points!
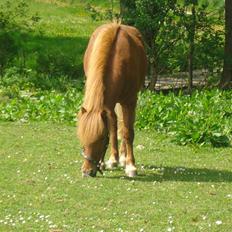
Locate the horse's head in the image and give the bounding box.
[78,107,109,177]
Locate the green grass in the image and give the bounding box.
[1,122,232,231]
[28,0,103,37]
[27,0,106,76]
[1,0,114,78]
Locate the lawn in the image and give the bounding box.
[1,122,232,231]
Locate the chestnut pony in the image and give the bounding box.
[78,23,147,177]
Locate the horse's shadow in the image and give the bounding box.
[104,165,232,183]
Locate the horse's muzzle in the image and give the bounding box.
[82,169,97,178]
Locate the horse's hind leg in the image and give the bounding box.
[105,110,119,169]
[116,103,126,167]
[121,103,137,177]
[119,140,126,167]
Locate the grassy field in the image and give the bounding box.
[1,0,116,78]
[1,1,232,231]
[1,122,232,231]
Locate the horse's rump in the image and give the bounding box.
[78,22,147,146]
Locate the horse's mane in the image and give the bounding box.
[78,111,106,145]
[78,23,120,145]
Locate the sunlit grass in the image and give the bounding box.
[1,122,232,231]
[28,0,108,37]
[13,0,111,77]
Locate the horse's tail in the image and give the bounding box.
[84,23,121,111]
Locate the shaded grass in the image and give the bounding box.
[22,33,89,78]
[1,122,232,231]
[2,0,111,79]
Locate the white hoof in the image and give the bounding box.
[105,159,118,169]
[125,164,137,177]
[99,161,105,171]
[119,155,126,168]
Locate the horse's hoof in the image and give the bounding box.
[105,160,118,169]
[119,155,126,168]
[125,165,137,177]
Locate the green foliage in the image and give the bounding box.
[1,71,231,147]
[0,0,100,79]
[175,0,224,73]
[0,88,82,123]
[136,90,232,147]
[121,0,224,79]
[0,71,83,123]
[35,51,82,78]
[0,1,38,31]
[0,1,40,74]
[85,2,120,21]
[0,32,18,75]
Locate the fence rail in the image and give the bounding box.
[145,70,209,90]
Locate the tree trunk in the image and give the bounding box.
[148,58,158,91]
[147,41,158,91]
[188,5,196,92]
[188,44,194,91]
[220,0,232,89]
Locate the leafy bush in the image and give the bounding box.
[0,1,40,75]
[35,51,82,78]
[0,32,18,75]
[136,90,232,147]
[85,3,119,21]
[0,87,82,124]
[0,72,83,123]
[0,73,231,147]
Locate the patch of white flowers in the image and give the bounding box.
[0,211,63,229]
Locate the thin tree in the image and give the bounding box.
[188,3,196,91]
[220,0,232,89]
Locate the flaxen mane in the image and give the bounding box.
[78,23,120,145]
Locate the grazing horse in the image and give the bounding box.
[78,23,147,177]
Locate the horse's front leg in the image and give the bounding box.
[105,110,119,169]
[99,135,109,171]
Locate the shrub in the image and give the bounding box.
[0,73,231,147]
[35,51,82,78]
[0,32,18,75]
[0,1,40,75]
[0,71,84,123]
[136,90,232,147]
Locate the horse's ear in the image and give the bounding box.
[81,107,87,114]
